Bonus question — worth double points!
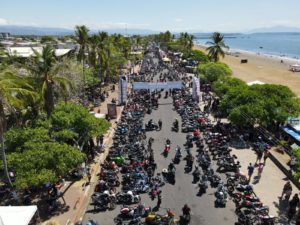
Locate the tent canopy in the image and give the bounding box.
[247,80,265,86]
[162,57,170,62]
[0,206,37,225]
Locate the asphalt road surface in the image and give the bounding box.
[83,85,238,224]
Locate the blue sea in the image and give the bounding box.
[194,33,300,60]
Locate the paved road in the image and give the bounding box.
[83,87,238,224]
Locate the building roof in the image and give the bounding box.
[6,47,72,58]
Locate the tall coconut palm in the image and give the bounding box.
[75,25,90,88]
[0,71,35,187]
[29,45,73,117]
[88,34,100,71]
[75,25,90,63]
[206,32,229,62]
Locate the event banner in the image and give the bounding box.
[192,77,200,101]
[133,81,182,90]
[118,75,128,104]
[107,103,117,119]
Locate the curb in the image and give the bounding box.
[269,152,300,190]
[72,105,124,224]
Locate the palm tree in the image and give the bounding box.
[88,34,100,71]
[187,34,194,51]
[29,45,73,117]
[75,25,90,87]
[75,25,90,63]
[206,32,229,62]
[0,71,35,187]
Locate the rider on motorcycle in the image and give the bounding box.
[168,162,175,172]
[175,146,182,158]
[148,119,153,127]
[192,166,200,178]
[173,118,179,129]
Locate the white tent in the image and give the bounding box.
[90,111,106,119]
[290,64,300,72]
[247,80,265,86]
[0,206,37,225]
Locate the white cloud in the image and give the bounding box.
[0,18,9,25]
[58,21,150,30]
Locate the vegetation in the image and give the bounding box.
[0,25,139,190]
[212,76,247,97]
[182,49,209,63]
[28,45,73,117]
[218,83,300,127]
[206,32,229,62]
[40,36,57,44]
[4,103,109,189]
[197,62,232,82]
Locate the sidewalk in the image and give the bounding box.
[232,148,297,222]
[42,86,122,225]
[198,101,299,223]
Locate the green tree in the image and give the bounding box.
[7,142,86,189]
[206,32,229,62]
[0,71,35,187]
[75,25,90,88]
[212,77,247,97]
[75,25,90,63]
[182,49,209,63]
[197,62,232,83]
[178,32,194,52]
[28,45,73,117]
[50,103,111,149]
[220,84,300,127]
[40,36,57,44]
[5,127,50,153]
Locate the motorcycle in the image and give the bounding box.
[198,177,208,196]
[192,169,200,183]
[116,191,141,204]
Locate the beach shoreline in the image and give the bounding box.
[195,43,300,65]
[194,44,300,97]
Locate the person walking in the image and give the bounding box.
[156,193,162,209]
[158,119,162,130]
[255,148,264,165]
[247,163,255,182]
[263,149,270,164]
[288,194,299,222]
[281,181,293,200]
[257,163,264,178]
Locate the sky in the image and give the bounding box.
[1,0,300,32]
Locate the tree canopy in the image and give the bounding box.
[197,62,232,83]
[182,49,209,63]
[7,142,86,189]
[51,103,111,147]
[220,84,300,126]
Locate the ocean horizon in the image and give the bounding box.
[194,33,300,62]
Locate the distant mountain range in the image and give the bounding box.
[0,25,157,36]
[1,25,300,36]
[246,26,300,33]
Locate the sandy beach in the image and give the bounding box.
[194,45,300,97]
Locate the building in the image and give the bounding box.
[6,47,73,58]
[0,32,11,39]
